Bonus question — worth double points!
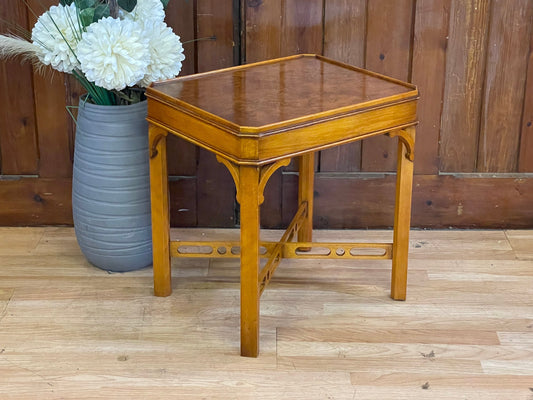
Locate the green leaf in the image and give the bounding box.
[117,0,136,12]
[77,0,97,10]
[160,0,170,9]
[60,0,76,5]
[79,7,95,27]
[93,4,110,21]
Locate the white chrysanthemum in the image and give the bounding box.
[127,0,165,25]
[139,21,185,87]
[31,3,80,73]
[77,17,150,91]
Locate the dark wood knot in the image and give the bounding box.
[247,0,263,8]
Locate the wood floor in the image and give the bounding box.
[0,227,532,399]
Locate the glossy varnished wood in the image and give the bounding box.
[147,54,418,166]
[147,55,418,356]
[149,55,416,129]
[238,165,261,357]
[391,127,416,300]
[149,125,172,297]
[297,153,315,244]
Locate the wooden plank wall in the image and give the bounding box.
[1,0,532,228]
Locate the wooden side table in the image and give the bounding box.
[146,54,418,357]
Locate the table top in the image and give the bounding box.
[148,54,417,132]
[147,54,418,164]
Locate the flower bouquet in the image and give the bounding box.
[0,0,185,271]
[0,0,185,104]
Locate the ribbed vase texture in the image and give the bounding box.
[72,100,152,272]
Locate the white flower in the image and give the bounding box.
[31,3,80,73]
[127,0,165,25]
[139,21,185,87]
[77,17,150,91]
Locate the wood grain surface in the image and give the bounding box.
[0,227,532,398]
[1,0,533,228]
[0,2,38,175]
[439,0,490,172]
[282,173,533,229]
[25,0,73,178]
[245,0,282,63]
[477,0,533,172]
[518,26,533,172]
[196,0,234,73]
[410,0,450,175]
[281,0,323,57]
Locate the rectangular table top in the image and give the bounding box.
[148,54,417,133]
[146,54,418,164]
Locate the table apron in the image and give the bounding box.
[147,100,417,165]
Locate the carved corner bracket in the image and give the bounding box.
[258,158,291,204]
[216,156,291,205]
[216,155,241,200]
[149,127,169,159]
[388,128,415,161]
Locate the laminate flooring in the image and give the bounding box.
[0,227,532,399]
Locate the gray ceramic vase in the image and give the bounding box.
[72,99,152,272]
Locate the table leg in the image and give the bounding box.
[298,153,315,243]
[391,127,415,300]
[239,165,261,357]
[149,125,171,297]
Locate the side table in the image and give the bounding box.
[146,54,418,357]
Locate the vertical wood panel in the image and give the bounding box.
[0,3,38,175]
[196,0,235,72]
[320,0,366,172]
[410,0,451,175]
[166,0,197,177]
[65,75,81,161]
[477,0,533,172]
[36,73,75,178]
[169,178,197,227]
[261,173,283,228]
[518,25,533,172]
[245,0,282,63]
[439,0,490,172]
[27,0,73,179]
[166,0,196,77]
[281,0,324,57]
[196,0,237,227]
[167,137,198,176]
[323,0,366,68]
[361,0,415,172]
